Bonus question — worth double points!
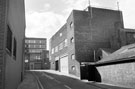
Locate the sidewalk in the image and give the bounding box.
[17,72,39,89]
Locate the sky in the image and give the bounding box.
[25,0,135,49]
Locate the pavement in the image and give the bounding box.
[17,70,131,89]
[17,71,39,89]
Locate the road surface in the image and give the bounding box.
[33,71,130,89]
[34,71,102,89]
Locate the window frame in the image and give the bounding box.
[6,25,13,54]
[70,37,74,43]
[13,37,17,59]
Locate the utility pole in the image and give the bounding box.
[117,0,120,11]
[117,0,123,25]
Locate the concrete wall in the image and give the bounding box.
[5,0,25,89]
[97,62,135,88]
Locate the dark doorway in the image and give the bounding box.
[88,65,101,82]
[80,65,89,80]
[55,60,59,71]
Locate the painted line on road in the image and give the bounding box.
[54,79,61,84]
[64,85,72,89]
[42,73,54,80]
[32,72,44,89]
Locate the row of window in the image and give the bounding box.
[25,44,46,49]
[30,55,41,60]
[25,40,46,44]
[54,54,75,61]
[51,39,68,54]
[51,37,74,54]
[28,49,43,53]
[6,25,17,59]
[51,22,74,40]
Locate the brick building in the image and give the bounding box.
[25,38,47,70]
[96,26,135,61]
[50,24,68,72]
[41,50,50,69]
[50,7,123,78]
[0,0,25,89]
[111,27,135,50]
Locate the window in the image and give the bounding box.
[35,56,39,60]
[52,48,54,54]
[41,45,46,48]
[71,54,75,60]
[25,60,28,63]
[46,53,49,58]
[29,45,34,48]
[34,45,40,48]
[39,40,42,43]
[30,40,36,43]
[59,42,63,50]
[64,39,68,47]
[60,33,62,37]
[6,25,12,53]
[25,40,29,43]
[70,22,73,28]
[29,40,34,43]
[13,38,17,58]
[70,37,74,43]
[71,66,75,71]
[55,46,58,52]
[39,45,42,48]
[41,40,46,44]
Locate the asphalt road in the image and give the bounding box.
[33,71,130,89]
[34,71,102,89]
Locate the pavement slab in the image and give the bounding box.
[17,72,39,89]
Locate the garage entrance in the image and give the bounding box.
[60,56,69,74]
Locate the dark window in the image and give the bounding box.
[70,37,74,43]
[70,22,73,28]
[71,66,75,70]
[13,38,17,58]
[6,25,12,53]
[71,54,75,60]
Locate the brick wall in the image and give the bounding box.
[66,8,123,77]
[0,0,7,89]
[50,24,67,70]
[73,8,123,63]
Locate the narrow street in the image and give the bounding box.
[34,71,102,89]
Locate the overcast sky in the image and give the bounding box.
[25,0,135,49]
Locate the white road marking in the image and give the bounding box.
[42,73,54,79]
[64,85,72,89]
[54,79,61,84]
[32,72,44,89]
